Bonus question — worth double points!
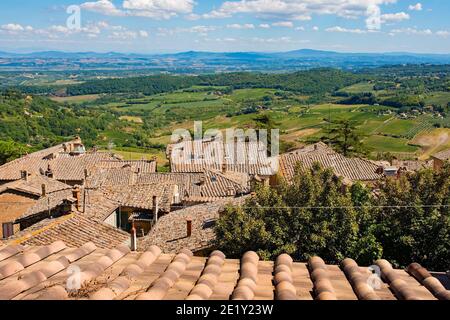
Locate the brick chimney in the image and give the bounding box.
[41,184,47,197]
[46,163,53,178]
[222,163,227,174]
[186,219,192,237]
[21,170,28,181]
[72,187,81,211]
[130,222,137,252]
[152,196,159,222]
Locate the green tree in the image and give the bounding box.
[372,166,450,270]
[215,163,383,264]
[0,140,30,165]
[324,120,366,157]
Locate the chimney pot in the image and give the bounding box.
[41,184,47,197]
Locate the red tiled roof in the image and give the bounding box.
[0,139,81,181]
[0,242,448,300]
[168,139,277,176]
[138,197,248,254]
[6,214,129,249]
[0,175,71,197]
[432,149,450,161]
[280,143,383,182]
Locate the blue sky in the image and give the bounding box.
[0,0,449,53]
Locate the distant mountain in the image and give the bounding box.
[0,49,449,72]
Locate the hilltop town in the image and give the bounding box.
[0,135,435,250]
[0,135,449,300]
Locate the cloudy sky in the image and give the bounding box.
[0,0,449,53]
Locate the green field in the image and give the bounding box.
[364,135,419,154]
[58,85,449,160]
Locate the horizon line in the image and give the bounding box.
[1,48,450,56]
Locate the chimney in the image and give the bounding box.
[186,219,192,237]
[222,163,227,174]
[314,144,318,151]
[152,196,159,222]
[21,170,28,181]
[2,222,14,239]
[130,222,137,252]
[46,164,53,178]
[41,184,47,197]
[72,187,81,211]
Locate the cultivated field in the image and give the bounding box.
[69,84,450,160]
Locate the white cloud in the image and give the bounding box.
[80,0,123,16]
[49,25,71,34]
[226,23,255,29]
[436,30,450,37]
[251,36,310,44]
[259,24,271,29]
[408,3,422,11]
[380,12,410,23]
[272,21,294,28]
[312,26,319,31]
[109,30,138,40]
[157,25,218,37]
[1,23,25,32]
[203,0,397,22]
[139,30,149,37]
[81,0,195,19]
[390,27,433,35]
[326,26,367,34]
[295,26,305,31]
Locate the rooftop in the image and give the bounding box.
[5,213,130,249]
[432,149,450,161]
[0,242,448,300]
[280,143,383,183]
[0,138,125,183]
[168,139,276,176]
[139,197,248,253]
[88,168,250,204]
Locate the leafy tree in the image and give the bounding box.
[324,120,367,157]
[0,140,30,165]
[372,165,450,270]
[216,163,382,264]
[216,163,450,270]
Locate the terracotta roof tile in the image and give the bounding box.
[432,149,450,161]
[0,243,448,300]
[280,143,383,183]
[6,214,129,249]
[138,197,248,253]
[0,138,120,183]
[168,140,276,175]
